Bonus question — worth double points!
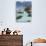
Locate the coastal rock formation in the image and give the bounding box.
[32,38,46,43]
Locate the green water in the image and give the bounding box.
[16,11,32,22]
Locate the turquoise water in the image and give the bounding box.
[16,11,32,22]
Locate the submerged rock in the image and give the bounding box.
[16,16,22,19]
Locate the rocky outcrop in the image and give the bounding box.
[32,38,46,43]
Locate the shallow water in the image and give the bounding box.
[16,11,32,22]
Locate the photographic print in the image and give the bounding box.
[16,0,32,22]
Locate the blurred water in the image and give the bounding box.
[33,43,46,46]
[16,11,32,22]
[16,1,32,22]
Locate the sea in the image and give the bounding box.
[16,11,32,22]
